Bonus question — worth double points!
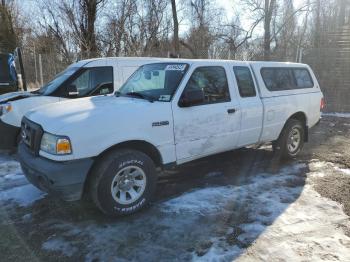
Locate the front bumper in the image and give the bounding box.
[0,119,20,150]
[18,143,94,201]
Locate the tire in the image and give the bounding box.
[89,149,157,217]
[273,119,305,159]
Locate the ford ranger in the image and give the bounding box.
[18,60,324,216]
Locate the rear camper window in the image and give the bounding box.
[293,68,314,88]
[261,68,314,91]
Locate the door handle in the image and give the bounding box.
[227,108,236,114]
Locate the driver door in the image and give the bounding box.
[172,65,241,163]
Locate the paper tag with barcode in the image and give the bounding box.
[165,64,186,71]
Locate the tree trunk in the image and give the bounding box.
[314,0,321,48]
[0,1,17,52]
[338,0,347,28]
[171,0,179,56]
[79,0,99,58]
[263,0,275,61]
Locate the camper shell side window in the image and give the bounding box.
[260,67,314,91]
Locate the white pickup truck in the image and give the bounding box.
[18,59,324,216]
[0,57,162,150]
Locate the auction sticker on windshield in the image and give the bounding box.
[165,64,187,71]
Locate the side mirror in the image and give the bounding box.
[178,88,205,107]
[67,84,78,97]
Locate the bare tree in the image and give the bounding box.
[337,0,347,28]
[313,0,321,47]
[263,0,276,60]
[0,0,19,52]
[39,4,73,63]
[218,17,262,59]
[171,0,179,56]
[277,0,296,60]
[180,0,217,58]
[61,0,105,58]
[101,0,136,56]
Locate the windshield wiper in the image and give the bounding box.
[116,91,155,103]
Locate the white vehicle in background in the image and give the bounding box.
[0,57,164,150]
[18,59,324,217]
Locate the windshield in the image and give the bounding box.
[36,67,79,95]
[117,63,189,102]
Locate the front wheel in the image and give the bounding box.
[89,149,157,217]
[273,119,305,159]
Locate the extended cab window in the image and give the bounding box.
[70,67,113,97]
[183,66,230,105]
[261,67,314,91]
[233,66,256,97]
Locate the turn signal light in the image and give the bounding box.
[56,138,72,154]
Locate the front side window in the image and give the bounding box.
[233,66,256,97]
[37,67,79,95]
[118,63,189,102]
[182,66,230,105]
[70,67,113,97]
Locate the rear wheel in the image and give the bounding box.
[89,149,157,217]
[273,119,305,159]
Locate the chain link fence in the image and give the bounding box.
[21,51,70,90]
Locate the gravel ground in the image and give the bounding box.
[0,115,350,261]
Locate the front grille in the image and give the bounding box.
[21,117,43,155]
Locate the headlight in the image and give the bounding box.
[0,103,12,116]
[40,132,72,155]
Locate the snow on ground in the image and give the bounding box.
[0,184,45,207]
[42,237,78,257]
[236,187,350,261]
[38,163,308,261]
[322,112,350,118]
[0,151,349,261]
[38,162,350,261]
[0,155,45,206]
[0,157,23,183]
[334,166,350,175]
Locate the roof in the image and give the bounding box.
[75,56,308,67]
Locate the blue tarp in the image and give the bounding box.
[7,53,17,81]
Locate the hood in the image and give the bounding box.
[0,91,36,103]
[25,95,155,133]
